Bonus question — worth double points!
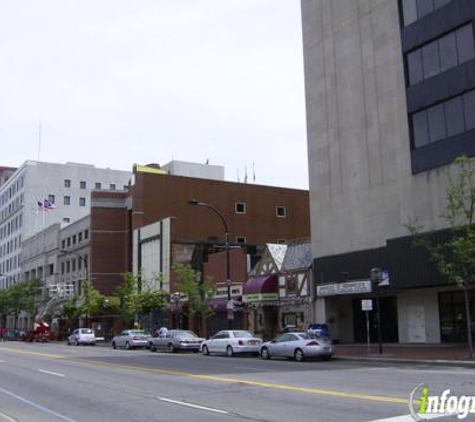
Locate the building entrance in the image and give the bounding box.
[353,296,399,343]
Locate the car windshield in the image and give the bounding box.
[176,331,197,338]
[233,331,253,338]
[81,329,93,334]
[296,333,310,340]
[130,330,146,335]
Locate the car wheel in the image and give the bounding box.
[294,348,305,362]
[150,344,157,352]
[322,355,332,361]
[261,347,271,360]
[75,340,79,346]
[112,341,116,349]
[167,343,175,353]
[226,346,234,357]
[125,341,131,350]
[202,345,210,355]
[67,339,71,346]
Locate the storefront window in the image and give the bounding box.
[439,291,475,342]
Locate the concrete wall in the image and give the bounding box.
[301,0,451,259]
[163,160,225,181]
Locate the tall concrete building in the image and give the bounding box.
[302,0,475,343]
[0,161,131,288]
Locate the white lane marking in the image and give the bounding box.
[367,413,449,421]
[38,369,65,378]
[0,386,77,422]
[0,360,3,363]
[0,409,17,422]
[157,397,229,415]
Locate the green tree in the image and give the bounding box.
[81,281,107,326]
[115,272,168,328]
[408,155,475,358]
[115,272,140,325]
[173,263,216,323]
[61,296,82,331]
[0,289,10,326]
[136,289,168,316]
[21,279,44,316]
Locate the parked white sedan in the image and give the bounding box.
[201,330,262,357]
[67,328,96,346]
[260,332,334,362]
[111,330,149,350]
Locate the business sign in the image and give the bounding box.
[316,280,372,297]
[242,293,279,303]
[361,299,373,311]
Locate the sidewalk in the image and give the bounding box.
[334,343,475,366]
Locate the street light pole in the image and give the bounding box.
[370,267,383,355]
[188,199,233,329]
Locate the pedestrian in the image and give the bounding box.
[156,326,168,338]
[0,327,7,342]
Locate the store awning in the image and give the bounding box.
[243,275,278,303]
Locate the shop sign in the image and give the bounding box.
[316,280,372,297]
[243,293,279,303]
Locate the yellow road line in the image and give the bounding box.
[0,347,410,405]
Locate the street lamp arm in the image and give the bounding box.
[188,199,228,234]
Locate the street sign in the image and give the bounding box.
[361,299,373,311]
[226,300,235,310]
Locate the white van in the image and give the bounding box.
[67,328,96,346]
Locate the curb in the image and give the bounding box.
[334,355,475,368]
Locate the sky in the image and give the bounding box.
[0,1,308,190]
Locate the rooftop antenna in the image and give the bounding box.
[237,169,240,182]
[253,161,256,183]
[244,166,248,183]
[37,122,42,161]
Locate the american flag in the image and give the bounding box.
[43,199,56,210]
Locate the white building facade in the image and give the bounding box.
[0,160,131,288]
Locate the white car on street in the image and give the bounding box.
[67,328,96,346]
[201,330,262,357]
[260,332,334,362]
[111,329,149,350]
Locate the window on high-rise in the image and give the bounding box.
[412,89,475,148]
[402,0,451,27]
[407,24,475,86]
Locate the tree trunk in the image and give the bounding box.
[463,287,474,359]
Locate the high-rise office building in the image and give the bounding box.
[0,161,131,288]
[302,0,475,343]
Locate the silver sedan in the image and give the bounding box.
[260,332,334,362]
[111,329,149,350]
[201,330,262,357]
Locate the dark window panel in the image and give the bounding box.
[433,0,450,7]
[413,110,430,148]
[445,97,464,137]
[416,0,434,18]
[408,49,423,85]
[428,104,447,142]
[422,41,440,79]
[403,0,418,26]
[456,25,475,64]
[438,32,457,73]
[463,90,475,131]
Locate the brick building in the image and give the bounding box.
[89,164,310,333]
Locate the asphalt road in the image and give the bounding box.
[0,342,472,422]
